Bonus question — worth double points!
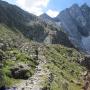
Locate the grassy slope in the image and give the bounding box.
[44,45,86,90]
[0,24,30,47]
[0,24,86,90]
[0,49,38,87]
[0,24,38,88]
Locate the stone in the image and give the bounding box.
[11,68,30,79]
[0,63,3,68]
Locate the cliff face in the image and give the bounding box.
[55,4,90,53]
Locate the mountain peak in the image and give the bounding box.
[82,3,88,7]
[71,3,79,9]
[39,13,52,19]
[56,4,79,18]
[81,3,89,9]
[40,13,48,16]
[39,13,54,22]
[0,0,8,4]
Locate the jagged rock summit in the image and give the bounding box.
[55,3,90,53]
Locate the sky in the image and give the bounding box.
[2,0,90,17]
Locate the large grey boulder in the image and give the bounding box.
[11,63,31,79]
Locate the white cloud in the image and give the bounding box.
[16,0,50,16]
[46,9,59,18]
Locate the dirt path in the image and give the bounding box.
[12,46,50,90]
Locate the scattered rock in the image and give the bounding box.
[0,63,3,68]
[11,68,30,79]
[81,55,90,69]
[11,63,31,79]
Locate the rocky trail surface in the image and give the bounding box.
[11,45,50,90]
[83,71,90,90]
[82,56,90,90]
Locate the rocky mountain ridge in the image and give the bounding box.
[40,3,90,53]
[0,0,74,48]
[56,3,90,53]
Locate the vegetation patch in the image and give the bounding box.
[0,48,38,88]
[44,45,86,90]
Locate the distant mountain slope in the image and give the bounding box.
[39,13,53,22]
[39,4,90,53]
[0,0,74,48]
[55,4,90,53]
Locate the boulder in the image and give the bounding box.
[0,63,3,68]
[11,63,31,79]
[81,55,90,69]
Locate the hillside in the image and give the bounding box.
[44,45,85,90]
[0,0,74,48]
[0,0,89,90]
